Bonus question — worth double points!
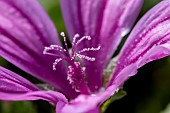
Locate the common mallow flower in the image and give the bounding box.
[0,0,170,113]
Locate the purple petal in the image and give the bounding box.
[57,95,101,113]
[60,0,143,92]
[0,66,39,92]
[0,91,68,104]
[0,66,68,104]
[58,64,137,113]
[0,0,77,98]
[110,0,170,84]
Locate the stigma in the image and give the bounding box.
[43,32,100,94]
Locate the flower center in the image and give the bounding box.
[43,32,100,94]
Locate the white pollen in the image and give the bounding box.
[82,67,86,71]
[53,58,62,70]
[75,36,92,45]
[76,53,95,61]
[72,33,80,46]
[60,32,65,37]
[78,45,101,53]
[51,45,63,49]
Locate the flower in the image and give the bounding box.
[0,0,170,113]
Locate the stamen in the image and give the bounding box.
[50,45,66,52]
[72,33,80,46]
[44,45,65,52]
[72,34,80,58]
[43,32,101,94]
[43,52,63,58]
[43,46,66,57]
[78,45,101,53]
[76,53,95,61]
[53,58,62,70]
[60,32,70,57]
[75,36,91,46]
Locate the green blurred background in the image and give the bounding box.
[1,0,170,113]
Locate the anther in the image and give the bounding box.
[75,36,91,45]
[60,32,70,57]
[78,45,101,53]
[53,58,62,70]
[72,33,80,46]
[76,53,96,61]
